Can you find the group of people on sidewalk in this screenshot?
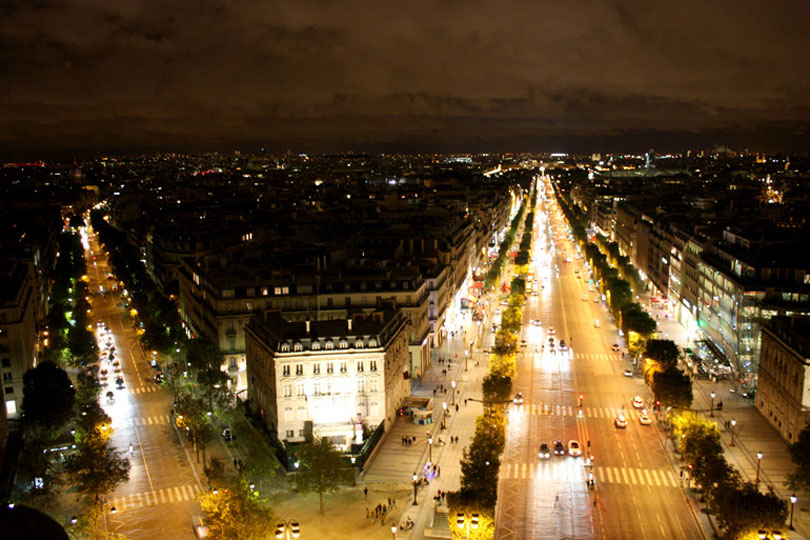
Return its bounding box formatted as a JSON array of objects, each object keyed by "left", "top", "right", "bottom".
[{"left": 365, "top": 496, "right": 398, "bottom": 526}]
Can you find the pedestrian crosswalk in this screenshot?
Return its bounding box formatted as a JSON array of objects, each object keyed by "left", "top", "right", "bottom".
[
  {"left": 109, "top": 484, "right": 202, "bottom": 511},
  {"left": 131, "top": 385, "right": 160, "bottom": 394},
  {"left": 572, "top": 352, "right": 621, "bottom": 361},
  {"left": 500, "top": 462, "right": 678, "bottom": 487},
  {"left": 128, "top": 414, "right": 173, "bottom": 427},
  {"left": 513, "top": 404, "right": 653, "bottom": 420}
]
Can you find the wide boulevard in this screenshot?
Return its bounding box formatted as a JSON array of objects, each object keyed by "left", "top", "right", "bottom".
[{"left": 494, "top": 180, "right": 704, "bottom": 540}]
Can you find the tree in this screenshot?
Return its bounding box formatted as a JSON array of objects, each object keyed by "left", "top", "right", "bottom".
[
  {"left": 501, "top": 307, "right": 522, "bottom": 334},
  {"left": 198, "top": 479, "right": 275, "bottom": 540},
  {"left": 651, "top": 366, "right": 693, "bottom": 409},
  {"left": 22, "top": 361, "right": 76, "bottom": 441},
  {"left": 787, "top": 425, "right": 810, "bottom": 493},
  {"left": 492, "top": 330, "right": 517, "bottom": 357},
  {"left": 294, "top": 437, "right": 354, "bottom": 513},
  {"left": 65, "top": 428, "right": 130, "bottom": 505},
  {"left": 645, "top": 339, "right": 680, "bottom": 369},
  {"left": 712, "top": 482, "right": 787, "bottom": 540},
  {"left": 482, "top": 374, "right": 512, "bottom": 405}
]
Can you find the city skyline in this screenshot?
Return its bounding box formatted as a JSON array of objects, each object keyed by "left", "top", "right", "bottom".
[{"left": 3, "top": 1, "right": 810, "bottom": 159}]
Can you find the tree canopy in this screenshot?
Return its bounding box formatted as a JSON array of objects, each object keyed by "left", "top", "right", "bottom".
[
  {"left": 22, "top": 361, "right": 76, "bottom": 440},
  {"left": 294, "top": 437, "right": 354, "bottom": 513},
  {"left": 198, "top": 479, "right": 275, "bottom": 540}
]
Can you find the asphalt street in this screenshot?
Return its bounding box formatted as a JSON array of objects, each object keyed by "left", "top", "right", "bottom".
[{"left": 494, "top": 184, "right": 704, "bottom": 540}]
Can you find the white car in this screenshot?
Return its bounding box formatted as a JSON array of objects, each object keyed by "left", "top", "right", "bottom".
[
  {"left": 632, "top": 396, "right": 645, "bottom": 409},
  {"left": 531, "top": 319, "right": 542, "bottom": 326},
  {"left": 547, "top": 327, "right": 556, "bottom": 335},
  {"left": 594, "top": 319, "right": 600, "bottom": 328},
  {"left": 639, "top": 411, "right": 652, "bottom": 425},
  {"left": 568, "top": 440, "right": 583, "bottom": 457}
]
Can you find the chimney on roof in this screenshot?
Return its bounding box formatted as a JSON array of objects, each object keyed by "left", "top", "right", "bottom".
[{"left": 305, "top": 317, "right": 311, "bottom": 334}]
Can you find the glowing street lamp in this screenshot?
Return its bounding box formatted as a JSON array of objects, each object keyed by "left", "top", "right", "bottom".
[
  {"left": 412, "top": 473, "right": 419, "bottom": 505},
  {"left": 730, "top": 419, "right": 736, "bottom": 446},
  {"left": 710, "top": 392, "right": 715, "bottom": 417},
  {"left": 790, "top": 494, "right": 798, "bottom": 530},
  {"left": 451, "top": 381, "right": 457, "bottom": 406},
  {"left": 756, "top": 451, "right": 763, "bottom": 486}
]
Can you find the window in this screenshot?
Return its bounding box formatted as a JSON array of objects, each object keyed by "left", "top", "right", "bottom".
[
  {"left": 222, "top": 289, "right": 235, "bottom": 298},
  {"left": 312, "top": 341, "right": 321, "bottom": 350},
  {"left": 295, "top": 364, "right": 303, "bottom": 375},
  {"left": 1, "top": 358, "right": 9, "bottom": 368},
  {"left": 282, "top": 365, "right": 290, "bottom": 377},
  {"left": 370, "top": 360, "right": 378, "bottom": 371},
  {"left": 327, "top": 298, "right": 333, "bottom": 308},
  {"left": 369, "top": 379, "right": 378, "bottom": 393},
  {"left": 313, "top": 382, "right": 321, "bottom": 395},
  {"left": 326, "top": 362, "right": 334, "bottom": 374},
  {"left": 246, "top": 302, "right": 253, "bottom": 311},
  {"left": 281, "top": 344, "right": 290, "bottom": 352},
  {"left": 345, "top": 297, "right": 351, "bottom": 307},
  {"left": 357, "top": 361, "right": 364, "bottom": 372},
  {"left": 356, "top": 340, "right": 364, "bottom": 348},
  {"left": 313, "top": 363, "right": 320, "bottom": 375},
  {"left": 340, "top": 362, "right": 347, "bottom": 373},
  {"left": 297, "top": 406, "right": 306, "bottom": 420},
  {"left": 228, "top": 338, "right": 235, "bottom": 353},
  {"left": 262, "top": 288, "right": 269, "bottom": 296},
  {"left": 357, "top": 379, "right": 366, "bottom": 393},
  {"left": 369, "top": 339, "right": 378, "bottom": 347},
  {"left": 298, "top": 429, "right": 305, "bottom": 437},
  {"left": 294, "top": 343, "right": 303, "bottom": 352},
  {"left": 274, "top": 286, "right": 290, "bottom": 295},
  {"left": 283, "top": 384, "right": 292, "bottom": 397},
  {"left": 325, "top": 341, "right": 334, "bottom": 350},
  {"left": 339, "top": 340, "right": 348, "bottom": 349},
  {"left": 286, "top": 430, "right": 295, "bottom": 438},
  {"left": 296, "top": 382, "right": 305, "bottom": 396},
  {"left": 284, "top": 407, "right": 293, "bottom": 422},
  {"left": 5, "top": 386, "right": 13, "bottom": 394}
]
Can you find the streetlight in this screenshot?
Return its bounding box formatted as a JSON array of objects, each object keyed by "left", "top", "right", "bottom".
[
  {"left": 710, "top": 392, "right": 715, "bottom": 417},
  {"left": 391, "top": 525, "right": 397, "bottom": 539},
  {"left": 428, "top": 437, "right": 433, "bottom": 463},
  {"left": 456, "top": 512, "right": 480, "bottom": 539},
  {"left": 451, "top": 381, "right": 457, "bottom": 406},
  {"left": 412, "top": 473, "right": 419, "bottom": 505},
  {"left": 756, "top": 451, "right": 763, "bottom": 486},
  {"left": 274, "top": 520, "right": 301, "bottom": 539},
  {"left": 730, "top": 419, "right": 736, "bottom": 446},
  {"left": 790, "top": 494, "right": 797, "bottom": 530},
  {"left": 465, "top": 349, "right": 469, "bottom": 371}
]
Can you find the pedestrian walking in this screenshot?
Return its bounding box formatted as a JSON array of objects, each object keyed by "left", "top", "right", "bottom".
[
  {"left": 464, "top": 399, "right": 468, "bottom": 406},
  {"left": 364, "top": 486, "right": 368, "bottom": 499},
  {"left": 366, "top": 507, "right": 370, "bottom": 519},
  {"left": 455, "top": 404, "right": 459, "bottom": 412}
]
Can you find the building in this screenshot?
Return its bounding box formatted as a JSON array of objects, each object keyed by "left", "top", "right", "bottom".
[
  {"left": 757, "top": 316, "right": 810, "bottom": 443},
  {"left": 245, "top": 306, "right": 411, "bottom": 450},
  {"left": 0, "top": 261, "right": 38, "bottom": 418}
]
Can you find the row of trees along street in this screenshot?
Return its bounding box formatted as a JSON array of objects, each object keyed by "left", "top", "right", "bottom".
[{"left": 448, "top": 184, "right": 536, "bottom": 539}]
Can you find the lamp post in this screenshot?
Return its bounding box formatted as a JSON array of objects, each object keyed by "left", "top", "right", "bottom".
[
  {"left": 730, "top": 419, "right": 736, "bottom": 446},
  {"left": 455, "top": 512, "right": 480, "bottom": 540},
  {"left": 428, "top": 437, "right": 433, "bottom": 463},
  {"left": 710, "top": 392, "right": 715, "bottom": 417},
  {"left": 412, "top": 473, "right": 419, "bottom": 505},
  {"left": 391, "top": 525, "right": 397, "bottom": 539},
  {"left": 756, "top": 451, "right": 763, "bottom": 486},
  {"left": 465, "top": 349, "right": 469, "bottom": 371},
  {"left": 451, "top": 381, "right": 457, "bottom": 406},
  {"left": 274, "top": 519, "right": 301, "bottom": 539},
  {"left": 790, "top": 494, "right": 797, "bottom": 530}
]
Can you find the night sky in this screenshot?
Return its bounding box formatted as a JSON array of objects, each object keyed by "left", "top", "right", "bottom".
[{"left": 2, "top": 0, "right": 809, "bottom": 158}]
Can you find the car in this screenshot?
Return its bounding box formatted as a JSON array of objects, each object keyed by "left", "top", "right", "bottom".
[
  {"left": 632, "top": 395, "right": 645, "bottom": 409},
  {"left": 582, "top": 294, "right": 588, "bottom": 301},
  {"left": 154, "top": 373, "right": 164, "bottom": 384},
  {"left": 612, "top": 344, "right": 621, "bottom": 352},
  {"left": 559, "top": 340, "right": 567, "bottom": 351},
  {"left": 494, "top": 308, "right": 501, "bottom": 315},
  {"left": 538, "top": 443, "right": 551, "bottom": 459},
  {"left": 513, "top": 392, "right": 524, "bottom": 405},
  {"left": 639, "top": 411, "right": 652, "bottom": 425},
  {"left": 594, "top": 296, "right": 600, "bottom": 303},
  {"left": 623, "top": 369, "right": 633, "bottom": 377},
  {"left": 531, "top": 319, "right": 541, "bottom": 326},
  {"left": 222, "top": 428, "right": 234, "bottom": 442},
  {"left": 614, "top": 415, "right": 628, "bottom": 428},
  {"left": 500, "top": 300, "right": 509, "bottom": 306},
  {"left": 115, "top": 376, "right": 124, "bottom": 389},
  {"left": 553, "top": 440, "right": 566, "bottom": 455},
  {"left": 535, "top": 344, "right": 540, "bottom": 352},
  {"left": 520, "top": 339, "right": 527, "bottom": 347},
  {"left": 568, "top": 440, "right": 582, "bottom": 457},
  {"left": 532, "top": 290, "right": 539, "bottom": 296},
  {"left": 594, "top": 319, "right": 600, "bottom": 328},
  {"left": 192, "top": 514, "right": 209, "bottom": 539},
  {"left": 547, "top": 327, "right": 555, "bottom": 335}
]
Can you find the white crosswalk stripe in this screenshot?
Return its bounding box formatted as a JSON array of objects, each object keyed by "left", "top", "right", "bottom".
[
  {"left": 109, "top": 485, "right": 202, "bottom": 511},
  {"left": 130, "top": 415, "right": 172, "bottom": 427},
  {"left": 522, "top": 404, "right": 650, "bottom": 420},
  {"left": 502, "top": 463, "right": 678, "bottom": 487},
  {"left": 131, "top": 386, "right": 159, "bottom": 394}
]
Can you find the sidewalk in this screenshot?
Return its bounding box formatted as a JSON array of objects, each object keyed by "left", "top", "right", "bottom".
[{"left": 361, "top": 304, "right": 492, "bottom": 538}]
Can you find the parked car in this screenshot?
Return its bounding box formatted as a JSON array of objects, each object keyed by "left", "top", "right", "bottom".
[{"left": 222, "top": 428, "right": 234, "bottom": 442}]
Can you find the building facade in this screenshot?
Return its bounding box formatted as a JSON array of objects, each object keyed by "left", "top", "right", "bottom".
[
  {"left": 245, "top": 307, "right": 411, "bottom": 450},
  {"left": 0, "top": 261, "right": 38, "bottom": 418},
  {"left": 757, "top": 316, "right": 810, "bottom": 443}
]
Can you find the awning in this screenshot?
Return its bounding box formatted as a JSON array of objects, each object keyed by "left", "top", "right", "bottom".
[{"left": 470, "top": 282, "right": 483, "bottom": 289}]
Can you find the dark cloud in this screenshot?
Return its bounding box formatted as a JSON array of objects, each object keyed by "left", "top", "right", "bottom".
[{"left": 2, "top": 0, "right": 810, "bottom": 158}]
